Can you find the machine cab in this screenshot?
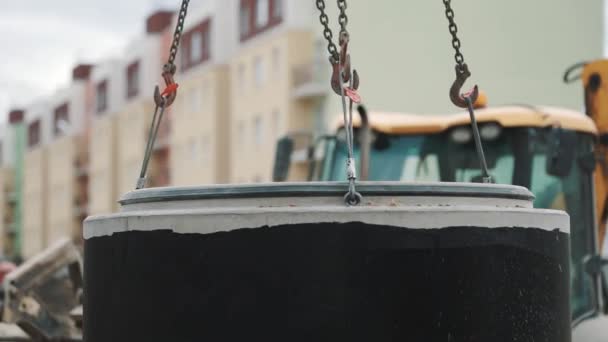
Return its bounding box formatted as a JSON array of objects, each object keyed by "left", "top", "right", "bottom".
[{"left": 275, "top": 105, "right": 605, "bottom": 328}]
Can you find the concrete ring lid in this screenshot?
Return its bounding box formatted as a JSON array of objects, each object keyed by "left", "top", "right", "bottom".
[{"left": 119, "top": 181, "right": 534, "bottom": 206}]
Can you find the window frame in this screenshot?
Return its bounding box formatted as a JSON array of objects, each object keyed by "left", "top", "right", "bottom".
[
  {"left": 253, "top": 56, "right": 265, "bottom": 88},
  {"left": 54, "top": 103, "right": 69, "bottom": 137},
  {"left": 240, "top": 0, "right": 283, "bottom": 41},
  {"left": 255, "top": 0, "right": 269, "bottom": 28},
  {"left": 126, "top": 61, "right": 140, "bottom": 99},
  {"left": 181, "top": 19, "right": 212, "bottom": 71},
  {"left": 28, "top": 120, "right": 41, "bottom": 148},
  {"left": 96, "top": 80, "right": 108, "bottom": 114}
]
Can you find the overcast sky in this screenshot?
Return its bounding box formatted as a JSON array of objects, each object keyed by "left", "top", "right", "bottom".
[{"left": 0, "top": 0, "right": 185, "bottom": 118}]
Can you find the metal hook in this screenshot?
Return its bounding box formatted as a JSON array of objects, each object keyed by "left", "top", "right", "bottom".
[
  {"left": 330, "top": 32, "right": 360, "bottom": 101},
  {"left": 154, "top": 64, "right": 179, "bottom": 108},
  {"left": 450, "top": 64, "right": 479, "bottom": 108}
]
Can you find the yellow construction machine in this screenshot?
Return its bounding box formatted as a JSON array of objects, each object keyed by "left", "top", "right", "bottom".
[
  {"left": 272, "top": 103, "right": 607, "bottom": 333},
  {"left": 565, "top": 60, "right": 608, "bottom": 249}
]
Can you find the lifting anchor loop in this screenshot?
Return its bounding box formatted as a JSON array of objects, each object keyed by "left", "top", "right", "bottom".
[{"left": 450, "top": 64, "right": 479, "bottom": 108}]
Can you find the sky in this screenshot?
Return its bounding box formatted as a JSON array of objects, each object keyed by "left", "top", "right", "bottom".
[{"left": 0, "top": 0, "right": 184, "bottom": 118}]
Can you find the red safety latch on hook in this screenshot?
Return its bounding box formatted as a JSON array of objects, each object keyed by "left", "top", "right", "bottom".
[
  {"left": 344, "top": 87, "right": 361, "bottom": 104},
  {"left": 161, "top": 83, "right": 179, "bottom": 97}
]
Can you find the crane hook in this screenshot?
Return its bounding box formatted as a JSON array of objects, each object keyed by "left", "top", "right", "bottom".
[
  {"left": 450, "top": 64, "right": 479, "bottom": 108},
  {"left": 330, "top": 32, "right": 361, "bottom": 103},
  {"left": 153, "top": 64, "right": 179, "bottom": 108}
]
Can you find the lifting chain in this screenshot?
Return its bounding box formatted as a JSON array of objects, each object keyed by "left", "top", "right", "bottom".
[
  {"left": 166, "top": 0, "right": 190, "bottom": 73},
  {"left": 316, "top": 0, "right": 362, "bottom": 206},
  {"left": 441, "top": 0, "right": 492, "bottom": 184},
  {"left": 443, "top": 0, "right": 465, "bottom": 74},
  {"left": 136, "top": 0, "right": 190, "bottom": 190},
  {"left": 316, "top": 0, "right": 339, "bottom": 64}
]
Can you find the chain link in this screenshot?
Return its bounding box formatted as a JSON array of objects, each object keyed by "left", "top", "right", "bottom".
[
  {"left": 337, "top": 0, "right": 348, "bottom": 35},
  {"left": 316, "top": 0, "right": 339, "bottom": 63},
  {"left": 166, "top": 0, "right": 190, "bottom": 73},
  {"left": 443, "top": 0, "right": 465, "bottom": 73}
]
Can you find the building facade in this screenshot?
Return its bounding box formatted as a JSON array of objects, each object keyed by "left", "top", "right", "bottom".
[
  {"left": 170, "top": 2, "right": 236, "bottom": 186},
  {"left": 45, "top": 65, "right": 93, "bottom": 248},
  {"left": 115, "top": 12, "right": 175, "bottom": 195},
  {"left": 22, "top": 100, "right": 51, "bottom": 259},
  {"left": 0, "top": 110, "right": 26, "bottom": 260},
  {"left": 88, "top": 59, "right": 124, "bottom": 216},
  {"left": 229, "top": 0, "right": 318, "bottom": 183}
]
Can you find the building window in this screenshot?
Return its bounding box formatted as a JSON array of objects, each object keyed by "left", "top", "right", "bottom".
[
  {"left": 240, "top": 2, "right": 251, "bottom": 38},
  {"left": 272, "top": 110, "right": 281, "bottom": 142},
  {"left": 54, "top": 103, "right": 69, "bottom": 137},
  {"left": 256, "top": 0, "right": 269, "bottom": 28},
  {"left": 181, "top": 19, "right": 211, "bottom": 71},
  {"left": 96, "top": 80, "right": 108, "bottom": 114},
  {"left": 190, "top": 31, "right": 203, "bottom": 64},
  {"left": 126, "top": 61, "right": 140, "bottom": 99},
  {"left": 272, "top": 47, "right": 280, "bottom": 78},
  {"left": 253, "top": 56, "right": 265, "bottom": 87},
  {"left": 253, "top": 115, "right": 264, "bottom": 146},
  {"left": 240, "top": 0, "right": 282, "bottom": 41},
  {"left": 28, "top": 120, "right": 41, "bottom": 148},
  {"left": 272, "top": 0, "right": 282, "bottom": 19},
  {"left": 238, "top": 64, "right": 246, "bottom": 94}
]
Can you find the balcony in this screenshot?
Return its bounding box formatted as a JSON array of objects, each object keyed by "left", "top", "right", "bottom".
[{"left": 291, "top": 61, "right": 328, "bottom": 100}]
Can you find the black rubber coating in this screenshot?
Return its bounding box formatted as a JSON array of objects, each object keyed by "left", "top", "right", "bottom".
[{"left": 84, "top": 223, "right": 570, "bottom": 342}]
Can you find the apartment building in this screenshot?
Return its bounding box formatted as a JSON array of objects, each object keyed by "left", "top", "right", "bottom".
[
  {"left": 22, "top": 100, "right": 51, "bottom": 259},
  {"left": 0, "top": 110, "right": 26, "bottom": 259},
  {"left": 170, "top": 2, "right": 236, "bottom": 186},
  {"left": 45, "top": 65, "right": 93, "bottom": 247},
  {"left": 88, "top": 59, "right": 124, "bottom": 215},
  {"left": 0, "top": 162, "right": 12, "bottom": 258},
  {"left": 230, "top": 0, "right": 318, "bottom": 183},
  {"left": 116, "top": 11, "right": 175, "bottom": 195}
]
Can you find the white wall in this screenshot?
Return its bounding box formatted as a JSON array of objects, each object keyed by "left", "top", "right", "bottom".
[{"left": 318, "top": 0, "right": 604, "bottom": 121}]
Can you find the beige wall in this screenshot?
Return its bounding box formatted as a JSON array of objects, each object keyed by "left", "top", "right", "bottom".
[
  {"left": 171, "top": 66, "right": 231, "bottom": 186},
  {"left": 22, "top": 148, "right": 46, "bottom": 259},
  {"left": 46, "top": 135, "right": 78, "bottom": 246},
  {"left": 230, "top": 30, "right": 315, "bottom": 183},
  {"left": 88, "top": 114, "right": 118, "bottom": 215}
]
